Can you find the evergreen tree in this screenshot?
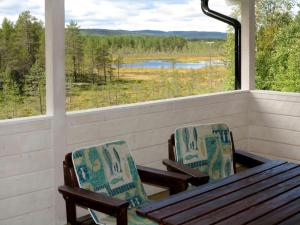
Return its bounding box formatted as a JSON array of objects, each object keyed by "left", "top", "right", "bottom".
[
  {"left": 65, "top": 20, "right": 83, "bottom": 82},
  {"left": 1, "top": 69, "right": 22, "bottom": 118},
  {"left": 14, "top": 11, "right": 43, "bottom": 92},
  {"left": 0, "top": 18, "right": 15, "bottom": 71},
  {"left": 84, "top": 36, "right": 98, "bottom": 83},
  {"left": 95, "top": 45, "right": 113, "bottom": 83},
  {"left": 114, "top": 54, "right": 124, "bottom": 80},
  {"left": 25, "top": 62, "right": 45, "bottom": 114}
]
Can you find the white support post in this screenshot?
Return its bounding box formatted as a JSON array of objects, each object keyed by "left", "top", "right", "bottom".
[
  {"left": 45, "top": 0, "right": 66, "bottom": 224},
  {"left": 241, "top": 0, "right": 256, "bottom": 90}
]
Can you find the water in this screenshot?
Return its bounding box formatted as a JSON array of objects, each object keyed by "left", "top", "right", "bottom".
[{"left": 121, "top": 59, "right": 223, "bottom": 69}]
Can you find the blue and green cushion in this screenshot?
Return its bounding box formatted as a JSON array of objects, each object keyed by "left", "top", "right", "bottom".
[
  {"left": 72, "top": 140, "right": 157, "bottom": 225},
  {"left": 174, "top": 123, "right": 234, "bottom": 182}
]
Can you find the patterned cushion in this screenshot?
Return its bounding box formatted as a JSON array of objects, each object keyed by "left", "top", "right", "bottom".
[
  {"left": 72, "top": 140, "right": 155, "bottom": 225},
  {"left": 174, "top": 123, "right": 234, "bottom": 181}
]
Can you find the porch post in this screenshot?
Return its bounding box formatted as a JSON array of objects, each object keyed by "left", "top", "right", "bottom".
[
  {"left": 241, "top": 0, "right": 256, "bottom": 90},
  {"left": 45, "top": 0, "right": 66, "bottom": 224}
]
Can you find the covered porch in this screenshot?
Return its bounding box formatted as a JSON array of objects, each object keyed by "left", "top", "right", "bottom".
[{"left": 0, "top": 0, "right": 299, "bottom": 224}]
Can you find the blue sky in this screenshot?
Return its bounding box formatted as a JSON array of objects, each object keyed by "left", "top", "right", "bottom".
[{"left": 0, "top": 0, "right": 235, "bottom": 32}]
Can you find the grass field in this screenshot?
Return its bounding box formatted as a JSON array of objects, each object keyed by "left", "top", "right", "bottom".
[{"left": 66, "top": 65, "right": 230, "bottom": 111}]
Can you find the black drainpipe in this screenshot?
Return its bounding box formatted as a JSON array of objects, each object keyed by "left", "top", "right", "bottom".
[{"left": 201, "top": 0, "right": 241, "bottom": 90}]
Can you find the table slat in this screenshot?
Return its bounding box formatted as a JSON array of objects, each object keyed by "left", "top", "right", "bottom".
[
  {"left": 246, "top": 198, "right": 300, "bottom": 225},
  {"left": 278, "top": 213, "right": 300, "bottom": 225},
  {"left": 137, "top": 161, "right": 285, "bottom": 216},
  {"left": 149, "top": 163, "right": 297, "bottom": 222},
  {"left": 214, "top": 186, "right": 300, "bottom": 225},
  {"left": 164, "top": 166, "right": 300, "bottom": 225},
  {"left": 182, "top": 174, "right": 300, "bottom": 225}
]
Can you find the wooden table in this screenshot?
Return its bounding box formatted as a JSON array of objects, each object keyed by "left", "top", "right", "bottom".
[{"left": 137, "top": 161, "right": 300, "bottom": 225}]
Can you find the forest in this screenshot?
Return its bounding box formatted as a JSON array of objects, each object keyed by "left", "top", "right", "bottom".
[{"left": 0, "top": 0, "right": 299, "bottom": 119}]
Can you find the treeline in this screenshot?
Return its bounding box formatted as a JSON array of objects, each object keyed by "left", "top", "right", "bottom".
[{"left": 85, "top": 34, "right": 188, "bottom": 52}]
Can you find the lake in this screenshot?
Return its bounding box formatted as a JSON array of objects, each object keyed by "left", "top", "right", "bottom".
[{"left": 122, "top": 59, "right": 224, "bottom": 69}]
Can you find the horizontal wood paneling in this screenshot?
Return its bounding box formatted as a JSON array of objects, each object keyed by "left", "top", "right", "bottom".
[
  {"left": 0, "top": 188, "right": 54, "bottom": 221},
  {"left": 0, "top": 150, "right": 54, "bottom": 179},
  {"left": 249, "top": 91, "right": 300, "bottom": 162},
  {"left": 249, "top": 112, "right": 300, "bottom": 132},
  {"left": 0, "top": 116, "right": 54, "bottom": 224},
  {"left": 249, "top": 139, "right": 300, "bottom": 162},
  {"left": 0, "top": 116, "right": 51, "bottom": 136},
  {"left": 69, "top": 114, "right": 248, "bottom": 152},
  {"left": 251, "top": 98, "right": 300, "bottom": 117},
  {"left": 249, "top": 126, "right": 300, "bottom": 147},
  {"left": 0, "top": 130, "right": 52, "bottom": 157},
  {"left": 0, "top": 169, "right": 54, "bottom": 200},
  {"left": 234, "top": 139, "right": 249, "bottom": 151},
  {"left": 251, "top": 90, "right": 300, "bottom": 103},
  {"left": 67, "top": 91, "right": 249, "bottom": 126},
  {"left": 67, "top": 99, "right": 248, "bottom": 145},
  {"left": 0, "top": 208, "right": 54, "bottom": 225}
]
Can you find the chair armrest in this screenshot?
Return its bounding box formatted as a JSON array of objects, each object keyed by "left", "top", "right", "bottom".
[
  {"left": 162, "top": 159, "right": 209, "bottom": 186},
  {"left": 136, "top": 165, "right": 190, "bottom": 194},
  {"left": 58, "top": 185, "right": 129, "bottom": 216},
  {"left": 234, "top": 149, "right": 270, "bottom": 168}
]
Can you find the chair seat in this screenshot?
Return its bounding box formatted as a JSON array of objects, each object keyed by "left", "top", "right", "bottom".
[{"left": 99, "top": 208, "right": 158, "bottom": 225}]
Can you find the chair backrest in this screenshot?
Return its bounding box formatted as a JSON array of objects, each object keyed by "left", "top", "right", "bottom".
[
  {"left": 68, "top": 140, "right": 148, "bottom": 223},
  {"left": 172, "top": 123, "right": 234, "bottom": 181}
]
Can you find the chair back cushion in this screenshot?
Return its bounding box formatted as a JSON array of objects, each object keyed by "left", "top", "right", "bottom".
[
  {"left": 174, "top": 123, "right": 234, "bottom": 181},
  {"left": 72, "top": 140, "right": 148, "bottom": 223}
]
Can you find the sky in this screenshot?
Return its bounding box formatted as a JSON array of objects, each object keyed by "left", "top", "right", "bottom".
[{"left": 0, "top": 0, "right": 236, "bottom": 32}]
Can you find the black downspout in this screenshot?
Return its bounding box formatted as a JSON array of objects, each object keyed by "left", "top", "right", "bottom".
[{"left": 201, "top": 0, "right": 241, "bottom": 90}]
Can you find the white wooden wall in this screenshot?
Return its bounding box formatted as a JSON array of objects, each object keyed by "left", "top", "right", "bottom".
[
  {"left": 248, "top": 90, "right": 300, "bottom": 164},
  {"left": 0, "top": 116, "right": 54, "bottom": 225}
]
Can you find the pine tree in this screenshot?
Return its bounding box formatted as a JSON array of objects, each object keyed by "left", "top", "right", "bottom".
[
  {"left": 25, "top": 62, "right": 45, "bottom": 114},
  {"left": 114, "top": 54, "right": 124, "bottom": 80},
  {"left": 65, "top": 20, "right": 84, "bottom": 82},
  {"left": 14, "top": 11, "right": 43, "bottom": 93},
  {"left": 95, "top": 45, "right": 113, "bottom": 83},
  {"left": 1, "top": 69, "right": 22, "bottom": 118},
  {"left": 84, "top": 36, "right": 98, "bottom": 83},
  {"left": 0, "top": 18, "right": 15, "bottom": 71}
]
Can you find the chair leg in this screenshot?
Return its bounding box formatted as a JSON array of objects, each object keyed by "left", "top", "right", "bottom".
[
  {"left": 65, "top": 198, "right": 77, "bottom": 225},
  {"left": 169, "top": 183, "right": 187, "bottom": 195},
  {"left": 116, "top": 207, "right": 128, "bottom": 225}
]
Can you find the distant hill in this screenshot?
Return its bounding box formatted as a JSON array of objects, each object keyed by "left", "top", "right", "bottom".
[{"left": 80, "top": 29, "right": 227, "bottom": 40}]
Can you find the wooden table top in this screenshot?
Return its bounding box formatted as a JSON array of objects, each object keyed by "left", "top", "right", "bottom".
[{"left": 137, "top": 161, "right": 300, "bottom": 225}]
